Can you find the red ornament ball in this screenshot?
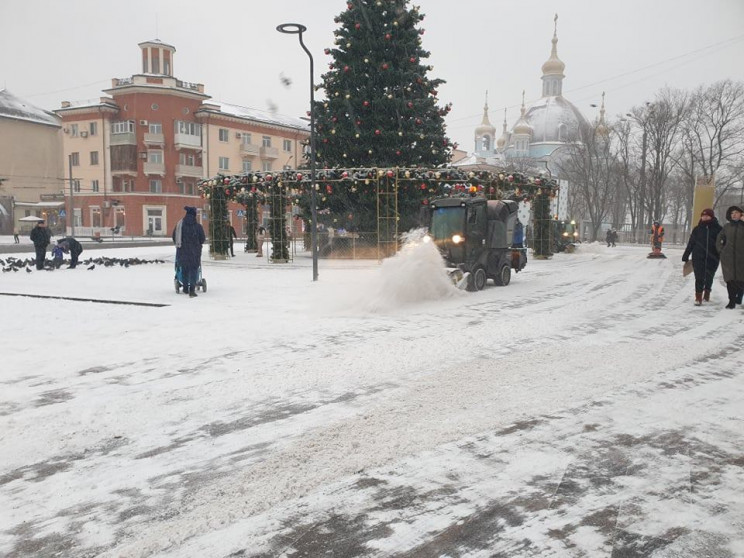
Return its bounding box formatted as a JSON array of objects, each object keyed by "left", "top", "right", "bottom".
[
  {"left": 375, "top": 129, "right": 381, "bottom": 135},
  {"left": 363, "top": 101, "right": 370, "bottom": 107},
  {"left": 386, "top": 170, "right": 394, "bottom": 178},
  {"left": 385, "top": 33, "right": 391, "bottom": 40},
  {"left": 355, "top": 23, "right": 361, "bottom": 29},
  {"left": 343, "top": 65, "right": 350, "bottom": 72},
  {"left": 382, "top": 63, "right": 389, "bottom": 70},
  {"left": 409, "top": 57, "right": 416, "bottom": 63}
]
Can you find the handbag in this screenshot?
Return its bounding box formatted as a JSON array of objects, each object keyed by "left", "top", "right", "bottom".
[{"left": 682, "top": 260, "right": 693, "bottom": 277}]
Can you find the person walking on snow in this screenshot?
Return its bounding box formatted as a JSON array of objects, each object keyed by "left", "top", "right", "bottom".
[
  {"left": 716, "top": 205, "right": 744, "bottom": 309},
  {"left": 682, "top": 208, "right": 722, "bottom": 306},
  {"left": 227, "top": 222, "right": 237, "bottom": 257},
  {"left": 29, "top": 220, "right": 51, "bottom": 270},
  {"left": 172, "top": 206, "right": 205, "bottom": 297}
]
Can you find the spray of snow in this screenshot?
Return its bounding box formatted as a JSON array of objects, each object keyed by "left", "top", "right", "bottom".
[{"left": 327, "top": 228, "right": 463, "bottom": 314}]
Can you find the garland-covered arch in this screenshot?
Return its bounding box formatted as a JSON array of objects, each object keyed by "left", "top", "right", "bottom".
[{"left": 199, "top": 167, "right": 558, "bottom": 259}]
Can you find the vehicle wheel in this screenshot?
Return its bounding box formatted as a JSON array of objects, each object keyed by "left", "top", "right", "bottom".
[
  {"left": 174, "top": 279, "right": 180, "bottom": 293},
  {"left": 201, "top": 279, "right": 207, "bottom": 293},
  {"left": 494, "top": 264, "right": 511, "bottom": 286},
  {"left": 467, "top": 267, "right": 487, "bottom": 291}
]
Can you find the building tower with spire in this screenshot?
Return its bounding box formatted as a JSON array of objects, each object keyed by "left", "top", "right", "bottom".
[{"left": 474, "top": 92, "right": 496, "bottom": 156}]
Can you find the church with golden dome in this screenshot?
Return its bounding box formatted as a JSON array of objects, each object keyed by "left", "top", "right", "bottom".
[{"left": 465, "top": 16, "right": 596, "bottom": 174}]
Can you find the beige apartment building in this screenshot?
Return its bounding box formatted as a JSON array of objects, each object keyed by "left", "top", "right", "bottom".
[
  {"left": 0, "top": 90, "right": 65, "bottom": 235},
  {"left": 54, "top": 39, "right": 309, "bottom": 237}
]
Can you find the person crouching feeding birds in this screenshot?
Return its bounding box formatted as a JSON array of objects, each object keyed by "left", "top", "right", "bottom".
[
  {"left": 682, "top": 208, "right": 722, "bottom": 306},
  {"left": 57, "top": 237, "right": 83, "bottom": 269},
  {"left": 173, "top": 206, "right": 205, "bottom": 297},
  {"left": 717, "top": 205, "right": 744, "bottom": 309}
]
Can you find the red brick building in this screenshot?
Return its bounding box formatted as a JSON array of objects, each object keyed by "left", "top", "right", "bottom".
[{"left": 56, "top": 40, "right": 308, "bottom": 237}]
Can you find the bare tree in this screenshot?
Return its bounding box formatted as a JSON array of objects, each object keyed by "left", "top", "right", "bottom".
[
  {"left": 674, "top": 80, "right": 744, "bottom": 223},
  {"left": 556, "top": 127, "right": 617, "bottom": 241}
]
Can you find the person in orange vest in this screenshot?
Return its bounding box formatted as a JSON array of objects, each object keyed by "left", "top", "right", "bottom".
[{"left": 650, "top": 221, "right": 664, "bottom": 251}]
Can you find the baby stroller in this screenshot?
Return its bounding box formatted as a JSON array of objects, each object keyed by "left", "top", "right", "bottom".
[{"left": 174, "top": 260, "right": 207, "bottom": 294}]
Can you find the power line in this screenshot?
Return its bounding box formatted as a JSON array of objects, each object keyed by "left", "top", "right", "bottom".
[{"left": 447, "top": 32, "right": 744, "bottom": 127}]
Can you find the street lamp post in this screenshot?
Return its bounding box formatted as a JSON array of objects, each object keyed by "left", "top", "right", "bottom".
[{"left": 277, "top": 22, "right": 318, "bottom": 282}]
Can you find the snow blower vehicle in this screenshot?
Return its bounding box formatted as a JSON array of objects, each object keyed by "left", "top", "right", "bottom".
[
  {"left": 427, "top": 196, "right": 526, "bottom": 291},
  {"left": 552, "top": 219, "right": 581, "bottom": 253}
]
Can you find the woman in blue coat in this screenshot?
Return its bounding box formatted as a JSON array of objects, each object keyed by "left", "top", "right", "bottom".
[
  {"left": 172, "top": 206, "right": 206, "bottom": 297},
  {"left": 682, "top": 208, "right": 722, "bottom": 305}
]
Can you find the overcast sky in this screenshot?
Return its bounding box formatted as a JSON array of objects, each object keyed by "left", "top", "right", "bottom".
[{"left": 2, "top": 0, "right": 743, "bottom": 153}]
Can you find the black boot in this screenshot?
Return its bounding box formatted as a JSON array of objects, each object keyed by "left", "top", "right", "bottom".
[
  {"left": 726, "top": 301, "right": 736, "bottom": 309},
  {"left": 189, "top": 289, "right": 197, "bottom": 298}
]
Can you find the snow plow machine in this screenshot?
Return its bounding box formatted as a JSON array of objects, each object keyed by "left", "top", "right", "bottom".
[{"left": 426, "top": 196, "right": 527, "bottom": 291}]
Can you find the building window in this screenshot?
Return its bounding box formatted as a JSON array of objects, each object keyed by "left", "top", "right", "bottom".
[
  {"left": 89, "top": 122, "right": 97, "bottom": 136},
  {"left": 91, "top": 180, "right": 99, "bottom": 192},
  {"left": 219, "top": 128, "right": 229, "bottom": 142},
  {"left": 152, "top": 57, "right": 160, "bottom": 74},
  {"left": 262, "top": 161, "right": 272, "bottom": 172},
  {"left": 242, "top": 133, "right": 252, "bottom": 144},
  {"left": 177, "top": 179, "right": 184, "bottom": 194},
  {"left": 242, "top": 160, "right": 252, "bottom": 173},
  {"left": 73, "top": 208, "right": 82, "bottom": 227},
  {"left": 283, "top": 139, "right": 292, "bottom": 152},
  {"left": 91, "top": 207, "right": 102, "bottom": 227},
  {"left": 70, "top": 124, "right": 79, "bottom": 137},
  {"left": 149, "top": 179, "right": 162, "bottom": 193},
  {"left": 90, "top": 151, "right": 99, "bottom": 165},
  {"left": 149, "top": 122, "right": 162, "bottom": 134},
  {"left": 179, "top": 152, "right": 195, "bottom": 166},
  {"left": 112, "top": 120, "right": 135, "bottom": 134},
  {"left": 70, "top": 152, "right": 80, "bottom": 166},
  {"left": 175, "top": 120, "right": 201, "bottom": 137},
  {"left": 148, "top": 151, "right": 163, "bottom": 164},
  {"left": 262, "top": 136, "right": 272, "bottom": 147},
  {"left": 219, "top": 157, "right": 229, "bottom": 171},
  {"left": 186, "top": 182, "right": 194, "bottom": 195},
  {"left": 123, "top": 179, "right": 133, "bottom": 192}
]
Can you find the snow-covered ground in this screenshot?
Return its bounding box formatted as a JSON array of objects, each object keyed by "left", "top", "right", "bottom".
[{"left": 1, "top": 239, "right": 742, "bottom": 557}]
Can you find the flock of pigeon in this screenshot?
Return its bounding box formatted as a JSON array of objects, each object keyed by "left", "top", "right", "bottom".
[{"left": 1, "top": 256, "right": 166, "bottom": 273}]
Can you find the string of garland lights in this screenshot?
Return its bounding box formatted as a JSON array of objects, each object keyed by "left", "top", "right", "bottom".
[{"left": 198, "top": 168, "right": 559, "bottom": 259}]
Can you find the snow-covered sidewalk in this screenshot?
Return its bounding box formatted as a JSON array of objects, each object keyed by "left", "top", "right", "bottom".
[{"left": 1, "top": 242, "right": 742, "bottom": 557}]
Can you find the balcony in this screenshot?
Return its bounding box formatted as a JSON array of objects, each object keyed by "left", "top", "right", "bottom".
[
  {"left": 143, "top": 162, "right": 165, "bottom": 175},
  {"left": 110, "top": 132, "right": 136, "bottom": 146},
  {"left": 174, "top": 133, "right": 202, "bottom": 150},
  {"left": 143, "top": 132, "right": 165, "bottom": 146},
  {"left": 175, "top": 164, "right": 204, "bottom": 178},
  {"left": 260, "top": 146, "right": 279, "bottom": 159},
  {"left": 240, "top": 143, "right": 261, "bottom": 157}
]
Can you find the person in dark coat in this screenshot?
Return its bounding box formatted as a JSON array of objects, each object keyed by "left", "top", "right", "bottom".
[
  {"left": 716, "top": 205, "right": 744, "bottom": 309},
  {"left": 172, "top": 206, "right": 206, "bottom": 297},
  {"left": 57, "top": 237, "right": 83, "bottom": 269},
  {"left": 29, "top": 220, "right": 51, "bottom": 270},
  {"left": 682, "top": 208, "right": 722, "bottom": 305},
  {"left": 227, "top": 222, "right": 237, "bottom": 257}
]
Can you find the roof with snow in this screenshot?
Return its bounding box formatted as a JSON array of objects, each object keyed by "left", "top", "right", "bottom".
[
  {"left": 203, "top": 101, "right": 309, "bottom": 131},
  {"left": 0, "top": 90, "right": 60, "bottom": 127},
  {"left": 522, "top": 95, "right": 590, "bottom": 143}
]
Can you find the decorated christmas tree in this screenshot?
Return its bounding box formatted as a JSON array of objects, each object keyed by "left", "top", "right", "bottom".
[{"left": 312, "top": 0, "right": 454, "bottom": 231}]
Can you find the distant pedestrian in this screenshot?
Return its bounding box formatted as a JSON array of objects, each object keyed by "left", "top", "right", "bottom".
[
  {"left": 13, "top": 228, "right": 20, "bottom": 244},
  {"left": 682, "top": 208, "right": 722, "bottom": 306},
  {"left": 57, "top": 237, "right": 83, "bottom": 269},
  {"left": 716, "top": 205, "right": 744, "bottom": 309},
  {"left": 29, "top": 220, "right": 51, "bottom": 270},
  {"left": 606, "top": 229, "right": 612, "bottom": 247},
  {"left": 512, "top": 219, "right": 524, "bottom": 248},
  {"left": 650, "top": 221, "right": 664, "bottom": 251},
  {"left": 256, "top": 226, "right": 266, "bottom": 257},
  {"left": 172, "top": 206, "right": 206, "bottom": 297},
  {"left": 227, "top": 222, "right": 237, "bottom": 257},
  {"left": 610, "top": 230, "right": 618, "bottom": 247}
]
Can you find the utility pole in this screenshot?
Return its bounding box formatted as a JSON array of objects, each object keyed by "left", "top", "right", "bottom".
[{"left": 68, "top": 154, "right": 75, "bottom": 237}]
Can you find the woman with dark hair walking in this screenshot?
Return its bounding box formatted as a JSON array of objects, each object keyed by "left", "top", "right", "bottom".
[
  {"left": 682, "top": 208, "right": 722, "bottom": 305},
  {"left": 717, "top": 205, "right": 744, "bottom": 309}
]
